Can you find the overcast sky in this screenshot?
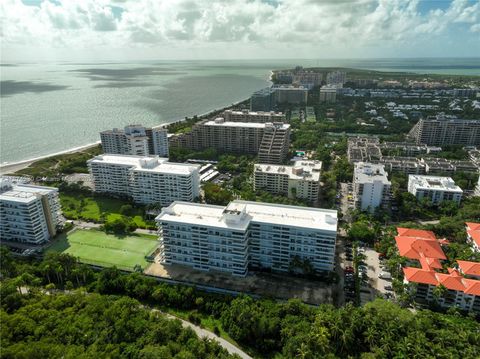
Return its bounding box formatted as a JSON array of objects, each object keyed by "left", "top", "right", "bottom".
[{"left": 1, "top": 0, "right": 480, "bottom": 62}]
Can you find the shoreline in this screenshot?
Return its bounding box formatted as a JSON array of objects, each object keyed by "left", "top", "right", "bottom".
[
  {"left": 0, "top": 142, "right": 101, "bottom": 175},
  {"left": 0, "top": 97, "right": 252, "bottom": 175}
]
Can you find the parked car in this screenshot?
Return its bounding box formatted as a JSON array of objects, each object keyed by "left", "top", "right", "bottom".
[
  {"left": 345, "top": 266, "right": 354, "bottom": 273},
  {"left": 384, "top": 285, "right": 393, "bottom": 291},
  {"left": 379, "top": 272, "right": 392, "bottom": 280}
]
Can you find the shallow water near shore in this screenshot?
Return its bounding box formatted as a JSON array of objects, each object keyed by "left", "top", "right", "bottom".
[{"left": 1, "top": 58, "right": 479, "bottom": 165}]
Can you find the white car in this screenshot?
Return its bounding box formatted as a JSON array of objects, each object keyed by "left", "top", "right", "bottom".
[{"left": 378, "top": 272, "right": 391, "bottom": 280}]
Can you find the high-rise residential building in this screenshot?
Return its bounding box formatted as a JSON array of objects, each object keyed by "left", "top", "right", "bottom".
[
  {"left": 407, "top": 175, "right": 463, "bottom": 205},
  {"left": 100, "top": 125, "right": 169, "bottom": 157},
  {"left": 169, "top": 119, "right": 291, "bottom": 164},
  {"left": 353, "top": 162, "right": 391, "bottom": 213},
  {"left": 156, "top": 200, "right": 337, "bottom": 276},
  {"left": 408, "top": 116, "right": 480, "bottom": 146},
  {"left": 254, "top": 161, "right": 322, "bottom": 204},
  {"left": 319, "top": 86, "right": 337, "bottom": 103},
  {"left": 250, "top": 87, "right": 275, "bottom": 111},
  {"left": 475, "top": 175, "right": 480, "bottom": 197},
  {"left": 326, "top": 71, "right": 347, "bottom": 86},
  {"left": 273, "top": 86, "right": 308, "bottom": 105},
  {"left": 0, "top": 181, "right": 63, "bottom": 244},
  {"left": 88, "top": 154, "right": 200, "bottom": 206},
  {"left": 222, "top": 109, "right": 286, "bottom": 123}
]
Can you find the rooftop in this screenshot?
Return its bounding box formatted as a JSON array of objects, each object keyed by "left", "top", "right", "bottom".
[
  {"left": 0, "top": 183, "right": 57, "bottom": 204},
  {"left": 354, "top": 162, "right": 390, "bottom": 184},
  {"left": 87, "top": 154, "right": 200, "bottom": 176},
  {"left": 156, "top": 200, "right": 337, "bottom": 232},
  {"left": 408, "top": 175, "right": 462, "bottom": 192},
  {"left": 254, "top": 161, "right": 322, "bottom": 181}
]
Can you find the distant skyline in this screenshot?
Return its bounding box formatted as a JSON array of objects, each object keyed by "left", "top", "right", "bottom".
[{"left": 1, "top": 0, "right": 480, "bottom": 62}]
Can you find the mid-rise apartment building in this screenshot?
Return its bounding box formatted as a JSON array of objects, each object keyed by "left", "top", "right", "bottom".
[
  {"left": 396, "top": 227, "right": 480, "bottom": 313},
  {"left": 222, "top": 109, "right": 286, "bottom": 123},
  {"left": 170, "top": 119, "right": 291, "bottom": 164},
  {"left": 408, "top": 117, "right": 480, "bottom": 146},
  {"left": 466, "top": 222, "right": 480, "bottom": 253},
  {"left": 100, "top": 125, "right": 169, "bottom": 157},
  {"left": 0, "top": 181, "right": 63, "bottom": 244},
  {"left": 88, "top": 155, "right": 200, "bottom": 206},
  {"left": 353, "top": 162, "right": 391, "bottom": 213},
  {"left": 273, "top": 86, "right": 308, "bottom": 105},
  {"left": 254, "top": 161, "right": 322, "bottom": 204},
  {"left": 326, "top": 71, "right": 347, "bottom": 86},
  {"left": 156, "top": 200, "right": 337, "bottom": 276},
  {"left": 319, "top": 86, "right": 337, "bottom": 103},
  {"left": 407, "top": 175, "right": 463, "bottom": 205},
  {"left": 250, "top": 87, "right": 275, "bottom": 112}
]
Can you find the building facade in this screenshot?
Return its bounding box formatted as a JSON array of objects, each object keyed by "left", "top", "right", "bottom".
[
  {"left": 273, "top": 86, "right": 308, "bottom": 105},
  {"left": 156, "top": 200, "right": 337, "bottom": 276},
  {"left": 0, "top": 181, "right": 63, "bottom": 244},
  {"left": 88, "top": 155, "right": 200, "bottom": 206},
  {"left": 407, "top": 175, "right": 463, "bottom": 205},
  {"left": 408, "top": 117, "right": 480, "bottom": 146},
  {"left": 100, "top": 125, "right": 169, "bottom": 157},
  {"left": 250, "top": 87, "right": 275, "bottom": 112},
  {"left": 254, "top": 161, "right": 322, "bottom": 204},
  {"left": 353, "top": 162, "right": 391, "bottom": 213},
  {"left": 319, "top": 86, "right": 337, "bottom": 103},
  {"left": 170, "top": 119, "right": 291, "bottom": 164},
  {"left": 223, "top": 109, "right": 285, "bottom": 123}
]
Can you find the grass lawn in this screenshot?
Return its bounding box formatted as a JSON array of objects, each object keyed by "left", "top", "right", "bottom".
[
  {"left": 47, "top": 229, "right": 158, "bottom": 270},
  {"left": 60, "top": 193, "right": 155, "bottom": 229}
]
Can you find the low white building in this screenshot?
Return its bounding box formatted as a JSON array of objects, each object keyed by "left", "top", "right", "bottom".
[
  {"left": 254, "top": 161, "right": 322, "bottom": 204},
  {"left": 0, "top": 181, "right": 63, "bottom": 244},
  {"left": 353, "top": 162, "right": 391, "bottom": 213},
  {"left": 156, "top": 200, "right": 337, "bottom": 276},
  {"left": 88, "top": 154, "right": 200, "bottom": 206},
  {"left": 408, "top": 175, "right": 463, "bottom": 204}
]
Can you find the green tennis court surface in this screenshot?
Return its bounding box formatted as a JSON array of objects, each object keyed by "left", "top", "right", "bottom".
[{"left": 48, "top": 229, "right": 159, "bottom": 270}]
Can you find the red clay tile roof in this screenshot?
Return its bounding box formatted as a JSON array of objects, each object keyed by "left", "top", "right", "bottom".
[
  {"left": 403, "top": 267, "right": 439, "bottom": 286},
  {"left": 457, "top": 260, "right": 480, "bottom": 277},
  {"left": 436, "top": 273, "right": 466, "bottom": 291},
  {"left": 463, "top": 279, "right": 480, "bottom": 296},
  {"left": 466, "top": 222, "right": 480, "bottom": 231},
  {"left": 467, "top": 229, "right": 480, "bottom": 247},
  {"left": 396, "top": 227, "right": 436, "bottom": 240},
  {"left": 395, "top": 236, "right": 446, "bottom": 260}
]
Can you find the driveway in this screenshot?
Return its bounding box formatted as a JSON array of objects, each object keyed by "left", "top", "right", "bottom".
[{"left": 362, "top": 247, "right": 391, "bottom": 302}]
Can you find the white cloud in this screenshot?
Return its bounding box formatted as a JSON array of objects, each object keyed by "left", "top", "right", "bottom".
[{"left": 1, "top": 0, "right": 479, "bottom": 59}]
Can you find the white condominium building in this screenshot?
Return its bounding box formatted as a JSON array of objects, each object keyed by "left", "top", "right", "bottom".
[
  {"left": 408, "top": 175, "right": 463, "bottom": 204},
  {"left": 156, "top": 200, "right": 337, "bottom": 277},
  {"left": 353, "top": 162, "right": 391, "bottom": 213},
  {"left": 0, "top": 181, "right": 63, "bottom": 244},
  {"left": 254, "top": 161, "right": 322, "bottom": 204},
  {"left": 88, "top": 154, "right": 200, "bottom": 206},
  {"left": 100, "top": 124, "right": 169, "bottom": 157},
  {"left": 319, "top": 86, "right": 337, "bottom": 103}
]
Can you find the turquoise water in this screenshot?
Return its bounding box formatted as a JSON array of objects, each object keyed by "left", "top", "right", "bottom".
[{"left": 1, "top": 58, "right": 479, "bottom": 164}]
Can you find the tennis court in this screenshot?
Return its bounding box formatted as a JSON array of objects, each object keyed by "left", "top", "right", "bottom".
[{"left": 48, "top": 229, "right": 159, "bottom": 270}]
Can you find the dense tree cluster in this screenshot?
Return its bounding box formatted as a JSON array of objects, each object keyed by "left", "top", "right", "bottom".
[
  {"left": 0, "top": 292, "right": 235, "bottom": 359},
  {"left": 2, "top": 249, "right": 480, "bottom": 358}
]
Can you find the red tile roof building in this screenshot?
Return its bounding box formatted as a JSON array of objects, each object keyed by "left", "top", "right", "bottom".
[
  {"left": 395, "top": 226, "right": 480, "bottom": 312},
  {"left": 466, "top": 222, "right": 480, "bottom": 253}
]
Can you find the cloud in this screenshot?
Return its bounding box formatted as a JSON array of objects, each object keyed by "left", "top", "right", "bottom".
[{"left": 1, "top": 0, "right": 479, "bottom": 58}]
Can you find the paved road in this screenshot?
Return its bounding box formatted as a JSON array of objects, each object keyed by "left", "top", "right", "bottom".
[{"left": 155, "top": 310, "right": 252, "bottom": 359}]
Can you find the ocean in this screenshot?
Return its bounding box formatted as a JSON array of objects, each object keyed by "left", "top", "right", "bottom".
[{"left": 1, "top": 58, "right": 479, "bottom": 165}]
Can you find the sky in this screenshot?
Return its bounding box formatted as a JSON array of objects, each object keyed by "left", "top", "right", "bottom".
[{"left": 1, "top": 0, "right": 479, "bottom": 62}]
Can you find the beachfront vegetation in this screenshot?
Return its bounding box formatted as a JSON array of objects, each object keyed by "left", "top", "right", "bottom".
[
  {"left": 14, "top": 145, "right": 102, "bottom": 178},
  {"left": 2, "top": 249, "right": 479, "bottom": 359}
]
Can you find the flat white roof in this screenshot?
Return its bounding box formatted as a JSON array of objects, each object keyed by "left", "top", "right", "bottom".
[
  {"left": 354, "top": 162, "right": 390, "bottom": 185},
  {"left": 88, "top": 154, "right": 199, "bottom": 175},
  {"left": 255, "top": 161, "right": 322, "bottom": 181},
  {"left": 157, "top": 200, "right": 337, "bottom": 232},
  {"left": 204, "top": 120, "right": 268, "bottom": 128},
  {"left": 409, "top": 175, "right": 463, "bottom": 192},
  {"left": 0, "top": 184, "right": 57, "bottom": 204}
]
